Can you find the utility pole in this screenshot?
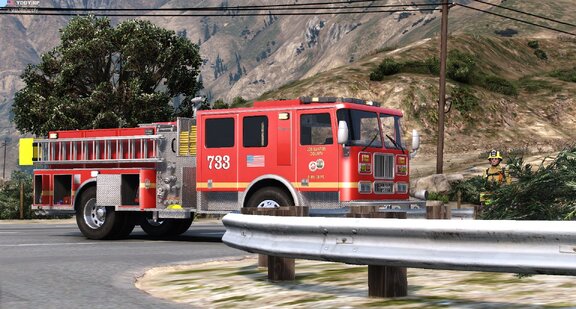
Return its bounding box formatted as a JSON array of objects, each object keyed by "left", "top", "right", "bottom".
[
  {"left": 437, "top": 1, "right": 450, "bottom": 174},
  {"left": 2, "top": 138, "right": 7, "bottom": 179}
]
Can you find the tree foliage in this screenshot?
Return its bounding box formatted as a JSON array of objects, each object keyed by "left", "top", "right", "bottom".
[
  {"left": 0, "top": 171, "right": 34, "bottom": 219},
  {"left": 230, "top": 96, "right": 249, "bottom": 108},
  {"left": 446, "top": 50, "right": 476, "bottom": 83},
  {"left": 369, "top": 58, "right": 401, "bottom": 80},
  {"left": 13, "top": 16, "right": 202, "bottom": 136},
  {"left": 212, "top": 99, "right": 229, "bottom": 109}
]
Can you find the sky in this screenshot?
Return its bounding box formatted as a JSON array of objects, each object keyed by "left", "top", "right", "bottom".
[{"left": 0, "top": 0, "right": 7, "bottom": 7}]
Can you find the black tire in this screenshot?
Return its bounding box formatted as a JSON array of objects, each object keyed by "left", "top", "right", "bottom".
[
  {"left": 76, "top": 187, "right": 129, "bottom": 240},
  {"left": 170, "top": 217, "right": 194, "bottom": 236},
  {"left": 140, "top": 217, "right": 193, "bottom": 237},
  {"left": 246, "top": 187, "right": 293, "bottom": 208},
  {"left": 114, "top": 213, "right": 137, "bottom": 239}
]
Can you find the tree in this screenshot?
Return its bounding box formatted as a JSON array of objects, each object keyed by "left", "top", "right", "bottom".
[
  {"left": 212, "top": 99, "right": 229, "bottom": 109},
  {"left": 0, "top": 171, "right": 33, "bottom": 219},
  {"left": 230, "top": 96, "right": 249, "bottom": 108},
  {"left": 13, "top": 16, "right": 203, "bottom": 136}
]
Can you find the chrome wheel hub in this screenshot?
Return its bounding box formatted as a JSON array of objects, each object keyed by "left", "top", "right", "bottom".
[
  {"left": 83, "top": 198, "right": 106, "bottom": 229},
  {"left": 257, "top": 200, "right": 280, "bottom": 208}
]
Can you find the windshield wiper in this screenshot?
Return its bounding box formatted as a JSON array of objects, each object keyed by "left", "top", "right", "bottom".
[
  {"left": 385, "top": 134, "right": 404, "bottom": 152},
  {"left": 361, "top": 132, "right": 380, "bottom": 151}
]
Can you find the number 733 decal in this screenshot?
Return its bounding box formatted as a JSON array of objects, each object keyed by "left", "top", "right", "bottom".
[{"left": 207, "top": 155, "right": 231, "bottom": 170}]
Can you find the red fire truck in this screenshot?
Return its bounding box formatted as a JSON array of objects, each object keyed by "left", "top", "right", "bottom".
[{"left": 19, "top": 96, "right": 425, "bottom": 239}]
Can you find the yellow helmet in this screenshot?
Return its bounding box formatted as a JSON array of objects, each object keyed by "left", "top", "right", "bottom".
[{"left": 487, "top": 150, "right": 503, "bottom": 160}]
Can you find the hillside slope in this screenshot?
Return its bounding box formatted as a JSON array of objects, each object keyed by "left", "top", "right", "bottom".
[{"left": 260, "top": 35, "right": 576, "bottom": 157}]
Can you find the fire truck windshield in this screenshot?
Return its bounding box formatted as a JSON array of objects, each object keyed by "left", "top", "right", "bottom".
[
  {"left": 337, "top": 109, "right": 383, "bottom": 148},
  {"left": 336, "top": 109, "right": 404, "bottom": 149},
  {"left": 380, "top": 113, "right": 404, "bottom": 150}
]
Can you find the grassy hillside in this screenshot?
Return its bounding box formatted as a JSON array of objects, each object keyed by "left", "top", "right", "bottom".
[{"left": 259, "top": 34, "right": 576, "bottom": 155}]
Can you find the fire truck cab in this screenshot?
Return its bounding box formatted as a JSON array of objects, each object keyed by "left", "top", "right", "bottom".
[{"left": 20, "top": 96, "right": 425, "bottom": 240}]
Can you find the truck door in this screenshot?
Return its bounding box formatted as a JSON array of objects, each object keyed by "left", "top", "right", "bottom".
[
  {"left": 198, "top": 115, "right": 238, "bottom": 192},
  {"left": 296, "top": 111, "right": 339, "bottom": 194}
]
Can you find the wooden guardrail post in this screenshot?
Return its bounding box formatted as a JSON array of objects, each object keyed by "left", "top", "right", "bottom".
[
  {"left": 241, "top": 206, "right": 309, "bottom": 281},
  {"left": 348, "top": 207, "right": 408, "bottom": 298},
  {"left": 426, "top": 200, "right": 451, "bottom": 219}
]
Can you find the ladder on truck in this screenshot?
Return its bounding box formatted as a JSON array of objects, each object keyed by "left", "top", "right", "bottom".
[{"left": 32, "top": 135, "right": 164, "bottom": 164}]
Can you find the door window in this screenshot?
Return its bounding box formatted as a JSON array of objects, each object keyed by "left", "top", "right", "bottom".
[
  {"left": 300, "top": 113, "right": 333, "bottom": 146},
  {"left": 205, "top": 118, "right": 234, "bottom": 148},
  {"left": 243, "top": 116, "right": 268, "bottom": 147}
]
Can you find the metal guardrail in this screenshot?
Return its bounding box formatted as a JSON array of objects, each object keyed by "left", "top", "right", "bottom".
[{"left": 222, "top": 214, "right": 576, "bottom": 275}]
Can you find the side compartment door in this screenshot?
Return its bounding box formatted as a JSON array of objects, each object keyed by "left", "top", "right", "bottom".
[{"left": 296, "top": 111, "right": 339, "bottom": 194}]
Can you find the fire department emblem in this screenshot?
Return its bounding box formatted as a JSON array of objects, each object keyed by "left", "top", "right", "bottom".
[{"left": 308, "top": 161, "right": 317, "bottom": 172}]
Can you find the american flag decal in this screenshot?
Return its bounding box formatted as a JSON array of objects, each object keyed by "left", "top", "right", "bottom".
[{"left": 247, "top": 155, "right": 265, "bottom": 167}]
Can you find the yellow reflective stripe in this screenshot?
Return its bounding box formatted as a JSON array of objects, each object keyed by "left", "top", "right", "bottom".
[
  {"left": 197, "top": 182, "right": 250, "bottom": 189},
  {"left": 339, "top": 182, "right": 359, "bottom": 189},
  {"left": 291, "top": 182, "right": 358, "bottom": 189},
  {"left": 197, "top": 182, "right": 358, "bottom": 190},
  {"left": 139, "top": 182, "right": 157, "bottom": 189},
  {"left": 41, "top": 190, "right": 53, "bottom": 196}
]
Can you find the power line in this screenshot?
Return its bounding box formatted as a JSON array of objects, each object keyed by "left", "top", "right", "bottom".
[
  {"left": 0, "top": 1, "right": 443, "bottom": 12},
  {"left": 0, "top": 8, "right": 439, "bottom": 17},
  {"left": 469, "top": 0, "right": 576, "bottom": 28},
  {"left": 457, "top": 3, "right": 576, "bottom": 36}
]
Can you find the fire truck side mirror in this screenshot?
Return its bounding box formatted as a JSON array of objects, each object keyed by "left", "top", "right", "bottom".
[
  {"left": 337, "top": 121, "right": 349, "bottom": 144},
  {"left": 410, "top": 129, "right": 420, "bottom": 159}
]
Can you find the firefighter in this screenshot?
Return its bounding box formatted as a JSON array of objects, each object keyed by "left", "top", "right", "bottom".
[
  {"left": 484, "top": 149, "right": 511, "bottom": 185},
  {"left": 478, "top": 150, "right": 510, "bottom": 216}
]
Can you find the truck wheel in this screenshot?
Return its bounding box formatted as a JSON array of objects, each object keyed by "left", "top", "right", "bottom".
[
  {"left": 170, "top": 217, "right": 194, "bottom": 236},
  {"left": 114, "top": 214, "right": 137, "bottom": 239},
  {"left": 140, "top": 217, "right": 192, "bottom": 237},
  {"left": 246, "top": 187, "right": 293, "bottom": 208},
  {"left": 76, "top": 187, "right": 128, "bottom": 240}
]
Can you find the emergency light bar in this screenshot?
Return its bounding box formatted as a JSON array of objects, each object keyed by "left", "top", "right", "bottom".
[{"left": 299, "top": 96, "right": 381, "bottom": 107}]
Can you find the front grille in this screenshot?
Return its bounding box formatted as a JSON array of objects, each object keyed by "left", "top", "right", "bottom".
[{"left": 374, "top": 153, "right": 394, "bottom": 179}]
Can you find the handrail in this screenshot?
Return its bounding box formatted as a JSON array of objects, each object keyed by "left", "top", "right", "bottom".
[{"left": 222, "top": 214, "right": 576, "bottom": 275}]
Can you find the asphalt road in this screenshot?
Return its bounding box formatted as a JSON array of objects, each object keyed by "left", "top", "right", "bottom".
[{"left": 0, "top": 220, "right": 244, "bottom": 309}]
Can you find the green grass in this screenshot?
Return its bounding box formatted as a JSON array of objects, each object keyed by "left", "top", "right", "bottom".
[{"left": 518, "top": 77, "right": 562, "bottom": 93}]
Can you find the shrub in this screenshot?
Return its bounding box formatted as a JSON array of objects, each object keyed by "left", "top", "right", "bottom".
[
  {"left": 370, "top": 58, "right": 402, "bottom": 81},
  {"left": 448, "top": 176, "right": 486, "bottom": 205},
  {"left": 425, "top": 57, "right": 440, "bottom": 75},
  {"left": 447, "top": 50, "right": 476, "bottom": 83},
  {"left": 534, "top": 49, "right": 548, "bottom": 60},
  {"left": 450, "top": 86, "right": 479, "bottom": 113},
  {"left": 427, "top": 192, "right": 450, "bottom": 203},
  {"left": 230, "top": 96, "right": 249, "bottom": 108},
  {"left": 519, "top": 78, "right": 561, "bottom": 93},
  {"left": 401, "top": 60, "right": 430, "bottom": 74},
  {"left": 212, "top": 99, "right": 229, "bottom": 109},
  {"left": 482, "top": 148, "right": 576, "bottom": 220},
  {"left": 0, "top": 171, "right": 34, "bottom": 220},
  {"left": 550, "top": 67, "right": 576, "bottom": 83},
  {"left": 481, "top": 75, "right": 518, "bottom": 96},
  {"left": 494, "top": 28, "right": 518, "bottom": 37},
  {"left": 527, "top": 40, "right": 539, "bottom": 49}
]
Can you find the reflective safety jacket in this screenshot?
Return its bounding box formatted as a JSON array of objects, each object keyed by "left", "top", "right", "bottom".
[{"left": 485, "top": 165, "right": 511, "bottom": 185}]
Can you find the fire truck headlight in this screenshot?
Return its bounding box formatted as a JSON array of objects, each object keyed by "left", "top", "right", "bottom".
[{"left": 358, "top": 181, "right": 372, "bottom": 194}]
